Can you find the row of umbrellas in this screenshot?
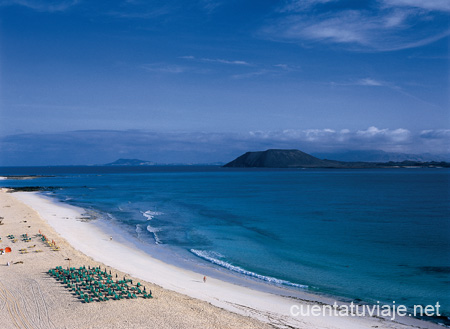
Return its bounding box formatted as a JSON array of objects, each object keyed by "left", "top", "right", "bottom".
[{"left": 48, "top": 265, "right": 153, "bottom": 303}]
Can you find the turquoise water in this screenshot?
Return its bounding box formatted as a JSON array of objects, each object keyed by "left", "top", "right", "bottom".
[{"left": 1, "top": 167, "right": 449, "bottom": 322}]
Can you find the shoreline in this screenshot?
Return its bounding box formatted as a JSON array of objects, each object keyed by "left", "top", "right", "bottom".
[
  {"left": 2, "top": 189, "right": 444, "bottom": 328},
  {"left": 0, "top": 188, "right": 271, "bottom": 329}
]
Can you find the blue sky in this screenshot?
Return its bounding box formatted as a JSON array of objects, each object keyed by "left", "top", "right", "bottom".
[{"left": 0, "top": 0, "right": 449, "bottom": 165}]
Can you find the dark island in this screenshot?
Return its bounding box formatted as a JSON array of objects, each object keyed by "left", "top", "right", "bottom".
[
  {"left": 105, "top": 158, "right": 156, "bottom": 166},
  {"left": 223, "top": 149, "right": 450, "bottom": 169}
]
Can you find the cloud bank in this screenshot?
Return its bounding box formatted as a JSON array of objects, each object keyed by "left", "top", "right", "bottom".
[{"left": 0, "top": 127, "right": 448, "bottom": 166}]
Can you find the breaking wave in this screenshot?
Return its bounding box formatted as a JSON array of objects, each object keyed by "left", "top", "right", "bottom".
[
  {"left": 147, "top": 225, "right": 162, "bottom": 245},
  {"left": 190, "top": 249, "right": 307, "bottom": 289},
  {"left": 142, "top": 210, "right": 163, "bottom": 220},
  {"left": 135, "top": 223, "right": 162, "bottom": 245}
]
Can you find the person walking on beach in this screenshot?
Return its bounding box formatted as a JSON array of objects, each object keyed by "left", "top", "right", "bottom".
[{"left": 203, "top": 276, "right": 206, "bottom": 283}]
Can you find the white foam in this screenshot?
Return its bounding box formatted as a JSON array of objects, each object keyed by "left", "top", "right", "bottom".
[
  {"left": 190, "top": 249, "right": 307, "bottom": 289},
  {"left": 146, "top": 224, "right": 162, "bottom": 245},
  {"left": 138, "top": 210, "right": 163, "bottom": 244},
  {"left": 142, "top": 209, "right": 163, "bottom": 220}
]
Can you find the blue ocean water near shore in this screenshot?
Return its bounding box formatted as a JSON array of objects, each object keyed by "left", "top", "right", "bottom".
[{"left": 1, "top": 166, "right": 449, "bottom": 324}]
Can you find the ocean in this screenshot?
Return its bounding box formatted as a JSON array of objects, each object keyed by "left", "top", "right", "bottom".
[{"left": 1, "top": 166, "right": 449, "bottom": 324}]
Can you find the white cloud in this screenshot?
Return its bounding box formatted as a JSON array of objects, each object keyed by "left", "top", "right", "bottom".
[
  {"left": 299, "top": 11, "right": 372, "bottom": 45},
  {"left": 274, "top": 64, "right": 288, "bottom": 69},
  {"left": 357, "top": 78, "right": 384, "bottom": 86},
  {"left": 181, "top": 56, "right": 251, "bottom": 66},
  {"left": 336, "top": 77, "right": 439, "bottom": 107},
  {"left": 262, "top": 0, "right": 450, "bottom": 51},
  {"left": 199, "top": 0, "right": 222, "bottom": 13},
  {"left": 231, "top": 63, "right": 299, "bottom": 79},
  {"left": 383, "top": 0, "right": 450, "bottom": 12},
  {"left": 141, "top": 63, "right": 189, "bottom": 74},
  {"left": 202, "top": 58, "right": 250, "bottom": 65},
  {"left": 248, "top": 128, "right": 341, "bottom": 143},
  {"left": 382, "top": 30, "right": 450, "bottom": 52},
  {"left": 303, "top": 129, "right": 336, "bottom": 141},
  {"left": 179, "top": 56, "right": 297, "bottom": 79},
  {"left": 420, "top": 129, "right": 450, "bottom": 139},
  {"left": 381, "top": 9, "right": 409, "bottom": 28},
  {"left": 231, "top": 70, "right": 269, "bottom": 79},
  {"left": 1, "top": 0, "right": 79, "bottom": 12},
  {"left": 357, "top": 126, "right": 386, "bottom": 137},
  {"left": 279, "top": 0, "right": 337, "bottom": 12},
  {"left": 106, "top": 7, "right": 171, "bottom": 19},
  {"left": 356, "top": 126, "right": 411, "bottom": 142},
  {"left": 248, "top": 126, "right": 414, "bottom": 148},
  {"left": 332, "top": 77, "right": 389, "bottom": 88}
]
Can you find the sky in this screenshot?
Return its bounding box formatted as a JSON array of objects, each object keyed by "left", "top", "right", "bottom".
[{"left": 0, "top": 0, "right": 449, "bottom": 165}]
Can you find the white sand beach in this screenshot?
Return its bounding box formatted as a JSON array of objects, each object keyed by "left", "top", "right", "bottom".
[{"left": 0, "top": 188, "right": 443, "bottom": 329}]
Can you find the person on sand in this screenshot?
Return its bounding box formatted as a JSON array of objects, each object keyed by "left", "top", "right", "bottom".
[{"left": 203, "top": 276, "right": 206, "bottom": 283}]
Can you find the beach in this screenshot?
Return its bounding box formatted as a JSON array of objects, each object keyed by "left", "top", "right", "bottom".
[{"left": 0, "top": 188, "right": 444, "bottom": 329}]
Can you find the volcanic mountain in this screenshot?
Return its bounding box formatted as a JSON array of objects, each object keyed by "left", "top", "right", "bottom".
[
  {"left": 223, "top": 149, "right": 449, "bottom": 168},
  {"left": 223, "top": 149, "right": 339, "bottom": 168}
]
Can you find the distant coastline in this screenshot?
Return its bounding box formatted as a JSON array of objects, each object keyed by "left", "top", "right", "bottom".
[
  {"left": 223, "top": 149, "right": 450, "bottom": 169},
  {"left": 104, "top": 158, "right": 225, "bottom": 166}
]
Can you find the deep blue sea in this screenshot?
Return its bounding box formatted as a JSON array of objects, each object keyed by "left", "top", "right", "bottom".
[{"left": 1, "top": 166, "right": 449, "bottom": 323}]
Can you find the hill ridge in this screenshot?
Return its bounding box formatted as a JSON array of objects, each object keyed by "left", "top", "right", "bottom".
[{"left": 223, "top": 149, "right": 450, "bottom": 168}]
